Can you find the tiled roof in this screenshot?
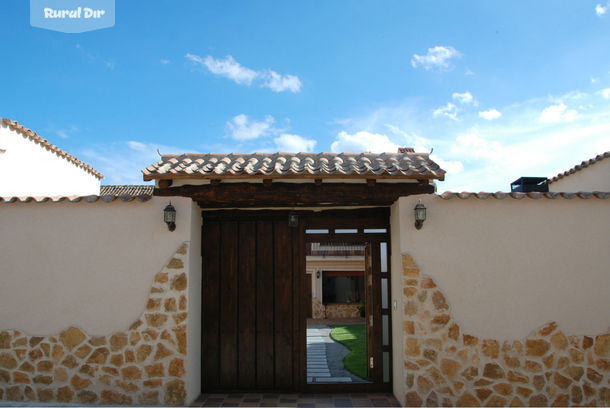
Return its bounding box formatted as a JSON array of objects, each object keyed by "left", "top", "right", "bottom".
[
  {"left": 438, "top": 191, "right": 609, "bottom": 200},
  {"left": 0, "top": 194, "right": 152, "bottom": 204},
  {"left": 549, "top": 152, "right": 610, "bottom": 183},
  {"left": 100, "top": 185, "right": 154, "bottom": 196},
  {"left": 1, "top": 118, "right": 104, "bottom": 179},
  {"left": 142, "top": 152, "right": 446, "bottom": 181}
]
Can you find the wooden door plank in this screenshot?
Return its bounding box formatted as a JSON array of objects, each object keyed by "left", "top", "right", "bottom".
[
  {"left": 238, "top": 221, "right": 256, "bottom": 389},
  {"left": 256, "top": 221, "right": 274, "bottom": 388},
  {"left": 274, "top": 220, "right": 293, "bottom": 390},
  {"left": 202, "top": 220, "right": 220, "bottom": 391},
  {"left": 293, "top": 223, "right": 305, "bottom": 390},
  {"left": 219, "top": 221, "right": 238, "bottom": 389}
]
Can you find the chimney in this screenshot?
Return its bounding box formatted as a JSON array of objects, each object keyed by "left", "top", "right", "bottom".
[{"left": 510, "top": 177, "right": 549, "bottom": 192}]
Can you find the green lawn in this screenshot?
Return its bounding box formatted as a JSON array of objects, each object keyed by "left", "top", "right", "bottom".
[{"left": 329, "top": 324, "right": 366, "bottom": 379}]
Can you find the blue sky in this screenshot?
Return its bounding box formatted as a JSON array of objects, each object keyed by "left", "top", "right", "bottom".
[{"left": 1, "top": 0, "right": 609, "bottom": 191}]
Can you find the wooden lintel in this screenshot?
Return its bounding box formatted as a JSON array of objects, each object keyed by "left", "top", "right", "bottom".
[
  {"left": 315, "top": 178, "right": 322, "bottom": 186},
  {"left": 366, "top": 178, "right": 376, "bottom": 187},
  {"left": 210, "top": 179, "right": 221, "bottom": 186},
  {"left": 263, "top": 179, "right": 273, "bottom": 187},
  {"left": 417, "top": 179, "right": 429, "bottom": 184},
  {"left": 158, "top": 179, "right": 173, "bottom": 188},
  {"left": 154, "top": 182, "right": 434, "bottom": 208}
]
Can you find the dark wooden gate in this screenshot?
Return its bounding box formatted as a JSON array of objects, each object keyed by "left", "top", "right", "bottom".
[{"left": 201, "top": 211, "right": 304, "bottom": 392}]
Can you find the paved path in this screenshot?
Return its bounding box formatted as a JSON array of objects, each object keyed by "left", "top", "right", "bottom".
[{"left": 307, "top": 326, "right": 367, "bottom": 383}]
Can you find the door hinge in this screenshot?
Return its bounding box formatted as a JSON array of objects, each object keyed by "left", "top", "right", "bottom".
[{"left": 369, "top": 357, "right": 374, "bottom": 369}]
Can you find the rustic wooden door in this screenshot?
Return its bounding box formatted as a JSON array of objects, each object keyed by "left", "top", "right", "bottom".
[
  {"left": 201, "top": 211, "right": 304, "bottom": 392},
  {"left": 305, "top": 274, "right": 313, "bottom": 319}
]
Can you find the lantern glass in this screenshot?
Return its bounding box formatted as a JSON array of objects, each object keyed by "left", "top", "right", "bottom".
[
  {"left": 414, "top": 204, "right": 426, "bottom": 222},
  {"left": 164, "top": 204, "right": 176, "bottom": 223}
]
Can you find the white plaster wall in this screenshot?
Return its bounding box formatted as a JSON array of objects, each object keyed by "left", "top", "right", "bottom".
[
  {"left": 0, "top": 196, "right": 193, "bottom": 336},
  {"left": 186, "top": 202, "right": 202, "bottom": 404},
  {"left": 396, "top": 194, "right": 610, "bottom": 340},
  {"left": 390, "top": 201, "right": 406, "bottom": 407},
  {"left": 0, "top": 125, "right": 101, "bottom": 196},
  {"left": 549, "top": 157, "right": 610, "bottom": 192}
]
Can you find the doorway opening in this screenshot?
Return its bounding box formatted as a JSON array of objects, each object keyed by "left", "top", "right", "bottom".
[{"left": 303, "top": 209, "right": 392, "bottom": 392}]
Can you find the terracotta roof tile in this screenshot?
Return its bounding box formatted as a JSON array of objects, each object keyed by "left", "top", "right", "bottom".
[
  {"left": 142, "top": 152, "right": 446, "bottom": 181},
  {"left": 438, "top": 191, "right": 609, "bottom": 200},
  {"left": 1, "top": 185, "right": 153, "bottom": 204},
  {"left": 1, "top": 118, "right": 104, "bottom": 179},
  {"left": 549, "top": 151, "right": 610, "bottom": 183},
  {"left": 100, "top": 185, "right": 154, "bottom": 196}
]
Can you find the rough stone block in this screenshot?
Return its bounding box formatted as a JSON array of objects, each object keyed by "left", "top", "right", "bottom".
[{"left": 59, "top": 327, "right": 86, "bottom": 350}]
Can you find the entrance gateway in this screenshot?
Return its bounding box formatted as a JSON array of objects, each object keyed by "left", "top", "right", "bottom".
[{"left": 145, "top": 151, "right": 446, "bottom": 393}]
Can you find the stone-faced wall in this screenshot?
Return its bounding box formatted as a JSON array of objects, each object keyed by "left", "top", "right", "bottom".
[
  {"left": 311, "top": 298, "right": 361, "bottom": 319},
  {"left": 0, "top": 242, "right": 189, "bottom": 406},
  {"left": 401, "top": 254, "right": 610, "bottom": 407}
]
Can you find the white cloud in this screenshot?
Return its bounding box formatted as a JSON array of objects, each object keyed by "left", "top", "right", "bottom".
[
  {"left": 186, "top": 53, "right": 302, "bottom": 93},
  {"left": 411, "top": 46, "right": 461, "bottom": 71},
  {"left": 601, "top": 88, "right": 610, "bottom": 99},
  {"left": 539, "top": 103, "right": 579, "bottom": 124},
  {"left": 433, "top": 103, "right": 459, "bottom": 120},
  {"left": 80, "top": 141, "right": 188, "bottom": 185},
  {"left": 330, "top": 131, "right": 399, "bottom": 153},
  {"left": 226, "top": 114, "right": 275, "bottom": 141},
  {"left": 160, "top": 59, "right": 170, "bottom": 65},
  {"left": 128, "top": 141, "right": 147, "bottom": 151},
  {"left": 274, "top": 133, "right": 316, "bottom": 152},
  {"left": 331, "top": 87, "right": 610, "bottom": 192},
  {"left": 595, "top": 3, "right": 607, "bottom": 16},
  {"left": 452, "top": 91, "right": 477, "bottom": 105},
  {"left": 262, "top": 71, "right": 302, "bottom": 93},
  {"left": 479, "top": 109, "right": 502, "bottom": 120},
  {"left": 187, "top": 54, "right": 258, "bottom": 85}
]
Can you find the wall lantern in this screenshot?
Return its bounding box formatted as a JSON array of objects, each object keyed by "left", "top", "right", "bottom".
[
  {"left": 414, "top": 201, "right": 426, "bottom": 230},
  {"left": 163, "top": 202, "right": 176, "bottom": 232},
  {"left": 288, "top": 212, "right": 299, "bottom": 228},
  {"left": 316, "top": 271, "right": 320, "bottom": 279}
]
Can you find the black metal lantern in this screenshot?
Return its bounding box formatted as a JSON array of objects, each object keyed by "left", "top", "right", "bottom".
[
  {"left": 414, "top": 202, "right": 426, "bottom": 230},
  {"left": 288, "top": 212, "right": 299, "bottom": 228},
  {"left": 164, "top": 202, "right": 176, "bottom": 231}
]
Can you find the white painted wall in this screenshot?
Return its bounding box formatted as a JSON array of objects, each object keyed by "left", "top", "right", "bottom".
[
  {"left": 0, "top": 196, "right": 194, "bottom": 336},
  {"left": 187, "top": 202, "right": 202, "bottom": 403},
  {"left": 549, "top": 157, "right": 610, "bottom": 192},
  {"left": 0, "top": 124, "right": 100, "bottom": 196},
  {"left": 396, "top": 194, "right": 610, "bottom": 340},
  {"left": 390, "top": 202, "right": 406, "bottom": 407}
]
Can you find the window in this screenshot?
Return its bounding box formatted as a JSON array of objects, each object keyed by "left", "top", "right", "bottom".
[{"left": 322, "top": 271, "right": 364, "bottom": 304}]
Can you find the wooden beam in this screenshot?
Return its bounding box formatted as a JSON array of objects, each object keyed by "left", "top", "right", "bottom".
[
  {"left": 314, "top": 178, "right": 322, "bottom": 186},
  {"left": 367, "top": 178, "right": 376, "bottom": 187},
  {"left": 155, "top": 182, "right": 434, "bottom": 208},
  {"left": 158, "top": 179, "right": 173, "bottom": 188},
  {"left": 210, "top": 179, "right": 221, "bottom": 186},
  {"left": 263, "top": 179, "right": 273, "bottom": 187}
]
